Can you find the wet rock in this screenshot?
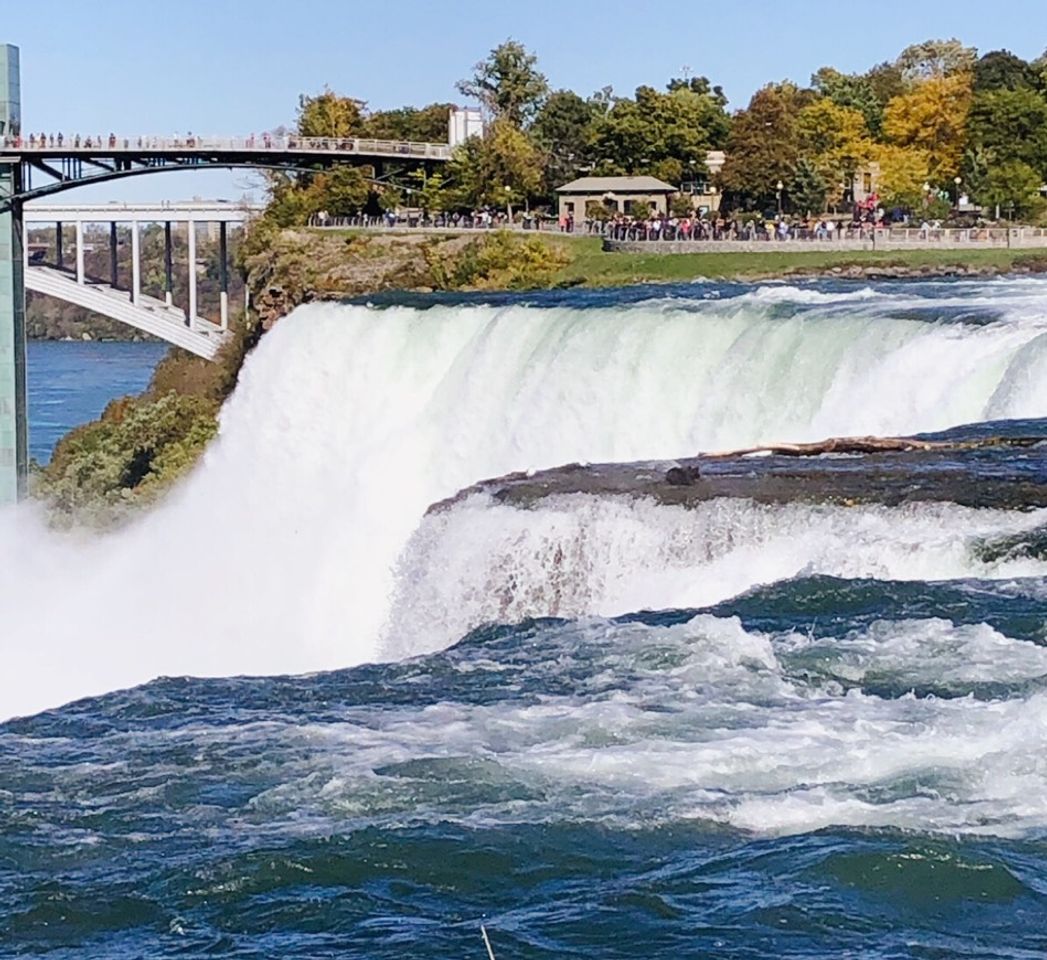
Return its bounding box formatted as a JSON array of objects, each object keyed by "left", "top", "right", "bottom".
[{"left": 665, "top": 465, "right": 700, "bottom": 486}]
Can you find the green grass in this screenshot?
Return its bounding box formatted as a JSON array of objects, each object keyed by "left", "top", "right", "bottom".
[{"left": 544, "top": 236, "right": 1047, "bottom": 286}]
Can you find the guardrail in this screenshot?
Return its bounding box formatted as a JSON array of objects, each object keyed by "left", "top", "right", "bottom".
[{"left": 1, "top": 135, "right": 452, "bottom": 159}]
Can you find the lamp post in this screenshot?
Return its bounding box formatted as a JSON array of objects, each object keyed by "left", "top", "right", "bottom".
[
  {"left": 954, "top": 176, "right": 963, "bottom": 208},
  {"left": 504, "top": 184, "right": 513, "bottom": 223},
  {"left": 776, "top": 180, "right": 784, "bottom": 216}
]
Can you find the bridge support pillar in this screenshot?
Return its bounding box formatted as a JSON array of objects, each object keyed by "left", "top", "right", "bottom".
[
  {"left": 163, "top": 221, "right": 173, "bottom": 306},
  {"left": 130, "top": 219, "right": 140, "bottom": 304},
  {"left": 187, "top": 220, "right": 197, "bottom": 330},
  {"left": 74, "top": 220, "right": 84, "bottom": 284},
  {"left": 219, "top": 220, "right": 228, "bottom": 330},
  {"left": 0, "top": 43, "right": 26, "bottom": 504},
  {"left": 109, "top": 221, "right": 117, "bottom": 289},
  {"left": 56, "top": 221, "right": 63, "bottom": 270}
]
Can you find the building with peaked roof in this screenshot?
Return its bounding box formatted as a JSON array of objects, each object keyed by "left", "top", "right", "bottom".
[{"left": 555, "top": 175, "right": 677, "bottom": 221}]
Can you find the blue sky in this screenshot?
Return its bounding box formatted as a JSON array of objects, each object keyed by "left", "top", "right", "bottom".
[{"left": 6, "top": 0, "right": 1047, "bottom": 201}]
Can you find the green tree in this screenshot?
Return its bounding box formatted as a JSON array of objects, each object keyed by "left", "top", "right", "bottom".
[
  {"left": 447, "top": 119, "right": 543, "bottom": 210},
  {"left": 789, "top": 157, "right": 829, "bottom": 215},
  {"left": 718, "top": 84, "right": 806, "bottom": 210},
  {"left": 811, "top": 67, "right": 885, "bottom": 134},
  {"left": 589, "top": 82, "right": 730, "bottom": 182},
  {"left": 973, "top": 50, "right": 1038, "bottom": 92},
  {"left": 297, "top": 87, "right": 363, "bottom": 137},
  {"left": 456, "top": 40, "right": 549, "bottom": 126},
  {"left": 967, "top": 87, "right": 1047, "bottom": 177},
  {"left": 360, "top": 103, "right": 454, "bottom": 141},
  {"left": 977, "top": 160, "right": 1045, "bottom": 219},
  {"left": 531, "top": 90, "right": 601, "bottom": 189}
]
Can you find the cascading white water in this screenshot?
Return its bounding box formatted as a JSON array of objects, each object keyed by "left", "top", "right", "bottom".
[{"left": 3, "top": 281, "right": 1047, "bottom": 720}]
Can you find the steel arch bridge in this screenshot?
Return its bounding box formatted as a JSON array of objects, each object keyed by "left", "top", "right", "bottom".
[{"left": 0, "top": 134, "right": 451, "bottom": 208}]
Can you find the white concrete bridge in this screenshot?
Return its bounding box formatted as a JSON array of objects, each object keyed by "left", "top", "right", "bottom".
[{"left": 23, "top": 201, "right": 262, "bottom": 360}]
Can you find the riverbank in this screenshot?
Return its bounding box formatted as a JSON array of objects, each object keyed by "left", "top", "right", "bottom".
[{"left": 553, "top": 236, "right": 1047, "bottom": 285}]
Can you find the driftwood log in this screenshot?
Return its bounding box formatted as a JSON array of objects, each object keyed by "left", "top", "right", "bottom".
[{"left": 702, "top": 434, "right": 1044, "bottom": 460}]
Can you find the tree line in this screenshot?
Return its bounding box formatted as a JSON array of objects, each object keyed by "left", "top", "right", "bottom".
[{"left": 264, "top": 38, "right": 1047, "bottom": 224}]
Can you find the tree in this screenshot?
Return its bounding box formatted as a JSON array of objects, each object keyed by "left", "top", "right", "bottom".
[
  {"left": 531, "top": 90, "right": 601, "bottom": 189},
  {"left": 973, "top": 50, "right": 1038, "bottom": 92},
  {"left": 447, "top": 119, "right": 543, "bottom": 210},
  {"left": 297, "top": 87, "right": 363, "bottom": 137},
  {"left": 589, "top": 82, "right": 731, "bottom": 184},
  {"left": 811, "top": 67, "right": 885, "bottom": 134},
  {"left": 967, "top": 88, "right": 1047, "bottom": 177},
  {"left": 789, "top": 158, "right": 829, "bottom": 215},
  {"left": 977, "top": 160, "right": 1044, "bottom": 219},
  {"left": 895, "top": 39, "right": 977, "bottom": 83},
  {"left": 868, "top": 143, "right": 932, "bottom": 207},
  {"left": 456, "top": 40, "right": 549, "bottom": 126},
  {"left": 718, "top": 84, "right": 805, "bottom": 210},
  {"left": 797, "top": 99, "right": 871, "bottom": 202},
  {"left": 360, "top": 103, "right": 454, "bottom": 142},
  {"left": 883, "top": 73, "right": 973, "bottom": 180}
]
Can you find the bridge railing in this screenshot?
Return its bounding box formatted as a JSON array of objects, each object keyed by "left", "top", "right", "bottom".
[{"left": 1, "top": 134, "right": 453, "bottom": 159}]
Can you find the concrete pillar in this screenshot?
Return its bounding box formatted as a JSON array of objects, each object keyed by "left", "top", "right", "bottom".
[
  {"left": 130, "top": 219, "right": 140, "bottom": 304},
  {"left": 109, "top": 221, "right": 117, "bottom": 288},
  {"left": 187, "top": 220, "right": 197, "bottom": 329},
  {"left": 219, "top": 220, "right": 228, "bottom": 330},
  {"left": 56, "top": 221, "right": 63, "bottom": 270},
  {"left": 0, "top": 43, "right": 26, "bottom": 504},
  {"left": 163, "top": 221, "right": 173, "bottom": 306},
  {"left": 75, "top": 219, "right": 84, "bottom": 284}
]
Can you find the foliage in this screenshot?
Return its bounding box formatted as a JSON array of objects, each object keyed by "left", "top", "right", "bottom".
[
  {"left": 531, "top": 90, "right": 602, "bottom": 189},
  {"left": 967, "top": 88, "right": 1047, "bottom": 177},
  {"left": 37, "top": 392, "right": 220, "bottom": 527},
  {"left": 360, "top": 103, "right": 453, "bottom": 142},
  {"left": 424, "top": 231, "right": 570, "bottom": 290},
  {"left": 670, "top": 194, "right": 696, "bottom": 218},
  {"left": 973, "top": 50, "right": 1040, "bottom": 92},
  {"left": 895, "top": 38, "right": 977, "bottom": 82},
  {"left": 790, "top": 158, "right": 829, "bottom": 215},
  {"left": 718, "top": 84, "right": 806, "bottom": 210},
  {"left": 297, "top": 88, "right": 363, "bottom": 137},
  {"left": 976, "top": 160, "right": 1045, "bottom": 218},
  {"left": 797, "top": 99, "right": 872, "bottom": 200},
  {"left": 456, "top": 39, "right": 549, "bottom": 126},
  {"left": 868, "top": 142, "right": 932, "bottom": 207},
  {"left": 446, "top": 119, "right": 544, "bottom": 209},
  {"left": 810, "top": 67, "right": 887, "bottom": 135},
  {"left": 590, "top": 82, "right": 730, "bottom": 182},
  {"left": 882, "top": 72, "right": 973, "bottom": 180}
]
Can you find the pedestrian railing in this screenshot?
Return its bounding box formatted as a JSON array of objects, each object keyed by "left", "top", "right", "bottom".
[{"left": 1, "top": 135, "right": 452, "bottom": 159}]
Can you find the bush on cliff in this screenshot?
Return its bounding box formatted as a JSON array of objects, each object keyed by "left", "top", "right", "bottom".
[
  {"left": 424, "top": 231, "right": 572, "bottom": 290},
  {"left": 35, "top": 391, "right": 220, "bottom": 528}
]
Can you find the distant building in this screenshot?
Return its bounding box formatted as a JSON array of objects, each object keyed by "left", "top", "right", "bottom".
[
  {"left": 556, "top": 151, "right": 727, "bottom": 220},
  {"left": 555, "top": 175, "right": 677, "bottom": 221},
  {"left": 448, "top": 107, "right": 484, "bottom": 147}
]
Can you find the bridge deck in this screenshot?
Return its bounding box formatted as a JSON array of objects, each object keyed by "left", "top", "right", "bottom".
[{"left": 2, "top": 134, "right": 452, "bottom": 161}]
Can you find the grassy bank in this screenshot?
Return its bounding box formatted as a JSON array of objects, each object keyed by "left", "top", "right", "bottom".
[{"left": 549, "top": 236, "right": 1047, "bottom": 285}]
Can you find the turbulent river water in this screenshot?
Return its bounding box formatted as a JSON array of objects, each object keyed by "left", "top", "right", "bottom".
[{"left": 4, "top": 278, "right": 1047, "bottom": 957}]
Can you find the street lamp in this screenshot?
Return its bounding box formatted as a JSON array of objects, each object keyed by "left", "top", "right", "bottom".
[
  {"left": 776, "top": 180, "right": 784, "bottom": 216},
  {"left": 504, "top": 184, "right": 513, "bottom": 222},
  {"left": 954, "top": 176, "right": 963, "bottom": 207}
]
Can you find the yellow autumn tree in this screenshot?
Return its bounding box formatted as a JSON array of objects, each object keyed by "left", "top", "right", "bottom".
[
  {"left": 882, "top": 73, "right": 973, "bottom": 181},
  {"left": 797, "top": 100, "right": 872, "bottom": 203},
  {"left": 868, "top": 143, "right": 932, "bottom": 206}
]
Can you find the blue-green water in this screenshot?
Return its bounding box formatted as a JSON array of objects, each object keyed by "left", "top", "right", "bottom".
[
  {"left": 26, "top": 340, "right": 167, "bottom": 463},
  {"left": 6, "top": 279, "right": 1047, "bottom": 958}
]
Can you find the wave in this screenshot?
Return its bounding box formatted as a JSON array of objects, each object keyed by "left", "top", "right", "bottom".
[{"left": 4, "top": 286, "right": 1047, "bottom": 718}]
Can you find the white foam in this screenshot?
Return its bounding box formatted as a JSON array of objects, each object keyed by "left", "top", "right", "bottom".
[{"left": 3, "top": 290, "right": 1047, "bottom": 719}]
